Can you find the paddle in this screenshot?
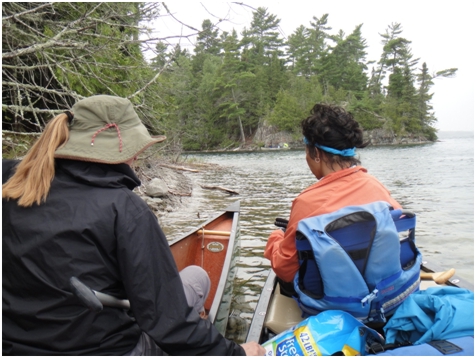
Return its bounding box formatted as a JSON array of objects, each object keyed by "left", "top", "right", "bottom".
[
  {"left": 420, "top": 268, "right": 456, "bottom": 284},
  {"left": 274, "top": 218, "right": 289, "bottom": 230},
  {"left": 69, "top": 276, "right": 130, "bottom": 312}
]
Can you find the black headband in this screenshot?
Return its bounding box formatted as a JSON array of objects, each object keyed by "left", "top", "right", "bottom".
[{"left": 64, "top": 111, "right": 74, "bottom": 125}]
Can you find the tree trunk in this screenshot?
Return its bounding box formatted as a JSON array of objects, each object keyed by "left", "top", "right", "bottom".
[{"left": 231, "top": 88, "right": 246, "bottom": 144}]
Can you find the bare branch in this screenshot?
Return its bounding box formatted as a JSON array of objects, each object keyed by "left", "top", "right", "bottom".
[
  {"left": 2, "top": 104, "right": 66, "bottom": 113},
  {"left": 128, "top": 66, "right": 167, "bottom": 99},
  {"left": 161, "top": 2, "right": 200, "bottom": 32},
  {"left": 1, "top": 2, "right": 210, "bottom": 138},
  {"left": 2, "top": 3, "right": 52, "bottom": 21}
]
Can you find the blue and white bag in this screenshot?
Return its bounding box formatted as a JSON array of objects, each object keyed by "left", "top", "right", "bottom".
[{"left": 262, "top": 310, "right": 385, "bottom": 356}]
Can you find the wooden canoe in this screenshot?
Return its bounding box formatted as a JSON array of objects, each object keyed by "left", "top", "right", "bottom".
[
  {"left": 246, "top": 262, "right": 473, "bottom": 344},
  {"left": 70, "top": 201, "right": 240, "bottom": 336},
  {"left": 169, "top": 200, "right": 240, "bottom": 336}
]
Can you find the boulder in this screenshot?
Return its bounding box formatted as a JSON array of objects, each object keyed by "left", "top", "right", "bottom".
[{"left": 145, "top": 178, "right": 168, "bottom": 197}]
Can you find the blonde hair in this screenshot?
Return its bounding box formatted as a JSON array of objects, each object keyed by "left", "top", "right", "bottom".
[{"left": 2, "top": 113, "right": 70, "bottom": 207}]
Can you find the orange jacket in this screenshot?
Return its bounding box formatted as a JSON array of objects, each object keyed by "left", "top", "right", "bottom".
[{"left": 264, "top": 166, "right": 402, "bottom": 282}]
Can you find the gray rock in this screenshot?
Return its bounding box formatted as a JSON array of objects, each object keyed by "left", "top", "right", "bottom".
[
  {"left": 144, "top": 197, "right": 164, "bottom": 210},
  {"left": 145, "top": 178, "right": 169, "bottom": 197}
]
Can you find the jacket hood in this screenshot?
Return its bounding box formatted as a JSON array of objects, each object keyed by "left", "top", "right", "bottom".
[{"left": 55, "top": 159, "right": 141, "bottom": 190}]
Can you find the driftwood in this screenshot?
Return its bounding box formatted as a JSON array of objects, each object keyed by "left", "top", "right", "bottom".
[
  {"left": 161, "top": 164, "right": 199, "bottom": 173},
  {"left": 200, "top": 185, "right": 239, "bottom": 195},
  {"left": 168, "top": 189, "right": 192, "bottom": 197}
]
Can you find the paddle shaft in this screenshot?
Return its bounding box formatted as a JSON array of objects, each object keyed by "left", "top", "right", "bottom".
[
  {"left": 94, "top": 291, "right": 130, "bottom": 309},
  {"left": 70, "top": 276, "right": 130, "bottom": 311}
]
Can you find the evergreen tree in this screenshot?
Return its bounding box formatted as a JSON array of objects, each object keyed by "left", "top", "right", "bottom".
[
  {"left": 416, "top": 63, "right": 458, "bottom": 140},
  {"left": 372, "top": 23, "right": 405, "bottom": 96},
  {"left": 213, "top": 30, "right": 255, "bottom": 146},
  {"left": 378, "top": 23, "right": 421, "bottom": 133},
  {"left": 195, "top": 19, "right": 221, "bottom": 56},
  {"left": 151, "top": 41, "right": 170, "bottom": 69},
  {"left": 416, "top": 62, "right": 435, "bottom": 129},
  {"left": 319, "top": 24, "right": 368, "bottom": 98},
  {"left": 307, "top": 14, "right": 331, "bottom": 75},
  {"left": 267, "top": 75, "right": 323, "bottom": 134},
  {"left": 286, "top": 25, "right": 311, "bottom": 76},
  {"left": 241, "top": 7, "right": 284, "bottom": 65},
  {"left": 239, "top": 8, "right": 286, "bottom": 130}
]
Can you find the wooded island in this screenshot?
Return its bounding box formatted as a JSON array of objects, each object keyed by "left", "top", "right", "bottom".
[{"left": 2, "top": 3, "right": 457, "bottom": 155}]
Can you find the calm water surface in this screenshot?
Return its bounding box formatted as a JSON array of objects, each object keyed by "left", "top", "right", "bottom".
[{"left": 158, "top": 131, "right": 474, "bottom": 342}]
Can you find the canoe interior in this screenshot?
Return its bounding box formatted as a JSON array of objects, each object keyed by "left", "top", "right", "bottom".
[
  {"left": 168, "top": 201, "right": 240, "bottom": 330},
  {"left": 169, "top": 213, "right": 233, "bottom": 311},
  {"left": 247, "top": 262, "right": 473, "bottom": 344}
]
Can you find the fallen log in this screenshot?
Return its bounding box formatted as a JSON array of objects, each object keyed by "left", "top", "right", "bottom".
[
  {"left": 200, "top": 185, "right": 239, "bottom": 195},
  {"left": 161, "top": 164, "right": 199, "bottom": 173},
  {"left": 168, "top": 189, "right": 192, "bottom": 197}
]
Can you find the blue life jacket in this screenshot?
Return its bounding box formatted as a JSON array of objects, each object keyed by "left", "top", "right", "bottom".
[{"left": 293, "top": 201, "right": 422, "bottom": 323}]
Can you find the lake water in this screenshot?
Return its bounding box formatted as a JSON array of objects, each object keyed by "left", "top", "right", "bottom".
[{"left": 158, "top": 131, "right": 474, "bottom": 342}]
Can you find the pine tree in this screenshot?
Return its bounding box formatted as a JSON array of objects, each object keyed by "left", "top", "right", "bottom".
[
  {"left": 319, "top": 24, "right": 368, "bottom": 98},
  {"left": 286, "top": 25, "right": 311, "bottom": 76},
  {"left": 377, "top": 23, "right": 421, "bottom": 133},
  {"left": 307, "top": 14, "right": 331, "bottom": 75},
  {"left": 195, "top": 19, "right": 221, "bottom": 56},
  {"left": 213, "top": 30, "right": 255, "bottom": 146},
  {"left": 415, "top": 63, "right": 458, "bottom": 140}
]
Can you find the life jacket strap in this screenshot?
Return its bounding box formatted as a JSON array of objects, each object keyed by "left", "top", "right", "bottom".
[
  {"left": 369, "top": 340, "right": 413, "bottom": 354},
  {"left": 298, "top": 250, "right": 314, "bottom": 260}
]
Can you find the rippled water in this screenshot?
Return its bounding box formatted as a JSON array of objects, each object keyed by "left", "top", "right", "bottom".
[{"left": 158, "top": 131, "right": 474, "bottom": 342}]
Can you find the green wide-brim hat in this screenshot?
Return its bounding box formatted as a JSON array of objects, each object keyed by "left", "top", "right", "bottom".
[{"left": 55, "top": 95, "right": 166, "bottom": 164}]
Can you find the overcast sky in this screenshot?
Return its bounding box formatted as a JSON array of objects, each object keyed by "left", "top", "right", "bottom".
[{"left": 154, "top": 1, "right": 474, "bottom": 132}]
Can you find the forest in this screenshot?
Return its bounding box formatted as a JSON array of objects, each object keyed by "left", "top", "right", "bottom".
[{"left": 2, "top": 2, "right": 458, "bottom": 152}]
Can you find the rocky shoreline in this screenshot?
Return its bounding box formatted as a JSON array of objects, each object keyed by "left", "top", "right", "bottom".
[
  {"left": 134, "top": 127, "right": 435, "bottom": 217},
  {"left": 133, "top": 157, "right": 221, "bottom": 218},
  {"left": 252, "top": 127, "right": 433, "bottom": 150}
]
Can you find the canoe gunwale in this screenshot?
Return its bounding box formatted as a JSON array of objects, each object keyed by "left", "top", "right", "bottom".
[
  {"left": 246, "top": 270, "right": 276, "bottom": 343},
  {"left": 169, "top": 200, "right": 240, "bottom": 335},
  {"left": 208, "top": 202, "right": 240, "bottom": 325}
]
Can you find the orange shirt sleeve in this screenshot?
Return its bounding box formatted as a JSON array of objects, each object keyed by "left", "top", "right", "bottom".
[{"left": 264, "top": 196, "right": 315, "bottom": 283}]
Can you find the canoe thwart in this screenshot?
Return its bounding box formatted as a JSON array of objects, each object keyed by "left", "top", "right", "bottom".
[{"left": 196, "top": 229, "right": 231, "bottom": 237}]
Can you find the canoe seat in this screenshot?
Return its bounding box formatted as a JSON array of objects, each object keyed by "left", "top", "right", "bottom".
[{"left": 264, "top": 283, "right": 302, "bottom": 334}]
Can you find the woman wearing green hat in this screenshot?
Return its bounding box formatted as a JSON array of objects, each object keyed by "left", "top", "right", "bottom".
[{"left": 2, "top": 95, "right": 264, "bottom": 356}]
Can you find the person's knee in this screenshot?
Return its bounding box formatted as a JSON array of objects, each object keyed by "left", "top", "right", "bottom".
[{"left": 179, "top": 266, "right": 211, "bottom": 317}]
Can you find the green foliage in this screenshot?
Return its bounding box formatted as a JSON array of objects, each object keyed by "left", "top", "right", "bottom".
[
  {"left": 2, "top": 132, "right": 39, "bottom": 159},
  {"left": 267, "top": 90, "right": 304, "bottom": 132},
  {"left": 3, "top": 4, "right": 456, "bottom": 152},
  {"left": 2, "top": 2, "right": 163, "bottom": 132},
  {"left": 267, "top": 75, "right": 325, "bottom": 133}
]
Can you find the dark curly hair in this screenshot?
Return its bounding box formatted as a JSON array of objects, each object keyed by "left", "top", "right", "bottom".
[{"left": 301, "top": 104, "right": 368, "bottom": 168}]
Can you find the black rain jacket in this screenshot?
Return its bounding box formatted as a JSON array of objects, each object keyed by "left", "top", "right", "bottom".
[{"left": 2, "top": 159, "right": 245, "bottom": 356}]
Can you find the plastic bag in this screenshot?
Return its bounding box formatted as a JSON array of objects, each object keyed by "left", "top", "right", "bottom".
[
  {"left": 262, "top": 310, "right": 384, "bottom": 356},
  {"left": 384, "top": 286, "right": 474, "bottom": 345}
]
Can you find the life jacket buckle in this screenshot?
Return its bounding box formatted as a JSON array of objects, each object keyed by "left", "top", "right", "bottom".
[
  {"left": 379, "top": 307, "right": 387, "bottom": 322},
  {"left": 361, "top": 289, "right": 379, "bottom": 307}
]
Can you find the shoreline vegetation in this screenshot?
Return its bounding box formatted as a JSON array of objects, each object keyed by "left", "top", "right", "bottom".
[{"left": 3, "top": 4, "right": 458, "bottom": 154}]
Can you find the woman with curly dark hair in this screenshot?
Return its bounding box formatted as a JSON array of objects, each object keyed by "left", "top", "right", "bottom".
[{"left": 264, "top": 104, "right": 401, "bottom": 288}]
